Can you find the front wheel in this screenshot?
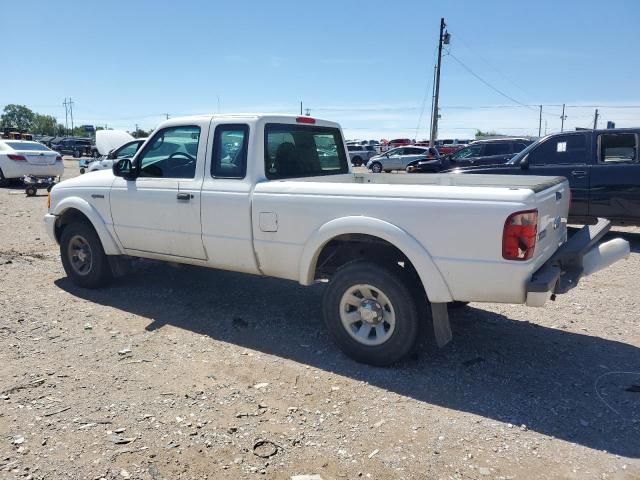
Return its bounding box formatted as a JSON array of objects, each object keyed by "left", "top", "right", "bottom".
[
  {"left": 370, "top": 161, "right": 382, "bottom": 173},
  {"left": 323, "top": 261, "right": 419, "bottom": 366},
  {"left": 60, "top": 222, "right": 112, "bottom": 288},
  {"left": 351, "top": 156, "right": 362, "bottom": 167}
]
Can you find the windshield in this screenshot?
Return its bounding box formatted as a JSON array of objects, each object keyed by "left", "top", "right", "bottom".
[
  {"left": 6, "top": 141, "right": 51, "bottom": 151},
  {"left": 507, "top": 140, "right": 539, "bottom": 164},
  {"left": 265, "top": 123, "right": 349, "bottom": 179}
]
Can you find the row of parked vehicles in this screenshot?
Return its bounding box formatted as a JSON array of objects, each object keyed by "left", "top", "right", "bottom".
[{"left": 360, "top": 130, "right": 640, "bottom": 227}]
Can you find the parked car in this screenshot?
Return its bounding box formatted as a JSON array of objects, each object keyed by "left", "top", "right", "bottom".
[
  {"left": 405, "top": 148, "right": 447, "bottom": 173},
  {"left": 347, "top": 144, "right": 378, "bottom": 166},
  {"left": 435, "top": 139, "right": 472, "bottom": 155},
  {"left": 453, "top": 128, "right": 640, "bottom": 226},
  {"left": 445, "top": 138, "right": 533, "bottom": 167},
  {"left": 79, "top": 130, "right": 143, "bottom": 174},
  {"left": 51, "top": 138, "right": 93, "bottom": 158},
  {"left": 367, "top": 146, "right": 438, "bottom": 173},
  {"left": 84, "top": 138, "right": 146, "bottom": 174},
  {"left": 0, "top": 140, "right": 63, "bottom": 186},
  {"left": 45, "top": 114, "right": 629, "bottom": 366}
]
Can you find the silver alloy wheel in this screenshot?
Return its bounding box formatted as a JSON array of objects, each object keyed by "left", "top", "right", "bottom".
[
  {"left": 68, "top": 234, "right": 93, "bottom": 276},
  {"left": 371, "top": 162, "right": 382, "bottom": 173},
  {"left": 339, "top": 283, "right": 396, "bottom": 346}
]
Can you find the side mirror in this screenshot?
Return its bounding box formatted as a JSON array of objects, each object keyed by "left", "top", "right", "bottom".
[
  {"left": 113, "top": 158, "right": 136, "bottom": 179},
  {"left": 520, "top": 155, "right": 529, "bottom": 170},
  {"left": 107, "top": 149, "right": 115, "bottom": 159}
]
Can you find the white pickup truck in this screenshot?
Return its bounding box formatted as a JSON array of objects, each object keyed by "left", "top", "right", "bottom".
[{"left": 44, "top": 114, "right": 630, "bottom": 365}]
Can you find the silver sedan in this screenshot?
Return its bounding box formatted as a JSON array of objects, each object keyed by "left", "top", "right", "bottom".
[{"left": 366, "top": 146, "right": 439, "bottom": 173}]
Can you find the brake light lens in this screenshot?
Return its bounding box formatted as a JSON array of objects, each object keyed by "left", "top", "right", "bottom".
[
  {"left": 56, "top": 155, "right": 63, "bottom": 162},
  {"left": 502, "top": 209, "right": 538, "bottom": 261},
  {"left": 8, "top": 154, "right": 27, "bottom": 161},
  {"left": 296, "top": 116, "right": 315, "bottom": 124}
]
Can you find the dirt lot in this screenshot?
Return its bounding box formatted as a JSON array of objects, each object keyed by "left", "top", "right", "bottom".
[{"left": 1, "top": 159, "right": 639, "bottom": 480}]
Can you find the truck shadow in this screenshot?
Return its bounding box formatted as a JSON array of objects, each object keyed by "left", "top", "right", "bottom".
[{"left": 55, "top": 258, "right": 640, "bottom": 458}]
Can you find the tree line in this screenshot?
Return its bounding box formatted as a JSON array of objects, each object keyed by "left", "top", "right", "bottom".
[{"left": 0, "top": 104, "right": 152, "bottom": 138}]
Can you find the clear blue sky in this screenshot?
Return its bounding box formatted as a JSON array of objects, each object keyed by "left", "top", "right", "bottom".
[{"left": 3, "top": 0, "right": 640, "bottom": 139}]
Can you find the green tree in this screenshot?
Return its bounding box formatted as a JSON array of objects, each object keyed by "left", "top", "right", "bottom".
[
  {"left": 475, "top": 129, "right": 502, "bottom": 139},
  {"left": 1, "top": 104, "right": 35, "bottom": 131},
  {"left": 32, "top": 114, "right": 58, "bottom": 136}
]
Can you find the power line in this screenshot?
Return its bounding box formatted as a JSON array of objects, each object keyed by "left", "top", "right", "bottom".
[
  {"left": 453, "top": 33, "right": 533, "bottom": 101},
  {"left": 447, "top": 52, "right": 536, "bottom": 111}
]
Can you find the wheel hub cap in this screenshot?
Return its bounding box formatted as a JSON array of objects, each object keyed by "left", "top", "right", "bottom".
[
  {"left": 358, "top": 299, "right": 384, "bottom": 324},
  {"left": 339, "top": 284, "right": 396, "bottom": 346}
]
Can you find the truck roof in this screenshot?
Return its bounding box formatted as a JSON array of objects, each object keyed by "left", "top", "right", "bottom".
[{"left": 160, "top": 113, "right": 341, "bottom": 128}]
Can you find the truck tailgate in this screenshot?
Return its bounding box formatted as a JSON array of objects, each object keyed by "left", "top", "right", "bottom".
[{"left": 533, "top": 180, "right": 570, "bottom": 264}]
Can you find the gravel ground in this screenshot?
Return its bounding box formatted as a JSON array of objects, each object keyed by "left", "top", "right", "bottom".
[{"left": 1, "top": 159, "right": 639, "bottom": 479}]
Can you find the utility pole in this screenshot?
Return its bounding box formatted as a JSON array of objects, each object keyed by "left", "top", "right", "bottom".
[
  {"left": 429, "top": 17, "right": 449, "bottom": 147},
  {"left": 538, "top": 105, "right": 542, "bottom": 137},
  {"left": 560, "top": 104, "right": 566, "bottom": 132},
  {"left": 69, "top": 98, "right": 75, "bottom": 133},
  {"left": 593, "top": 109, "right": 599, "bottom": 129},
  {"left": 62, "top": 98, "right": 69, "bottom": 135}
]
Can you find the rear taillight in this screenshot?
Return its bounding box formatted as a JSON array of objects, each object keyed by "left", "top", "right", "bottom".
[
  {"left": 8, "top": 154, "right": 26, "bottom": 161},
  {"left": 56, "top": 155, "right": 63, "bottom": 162},
  {"left": 502, "top": 209, "right": 538, "bottom": 261}
]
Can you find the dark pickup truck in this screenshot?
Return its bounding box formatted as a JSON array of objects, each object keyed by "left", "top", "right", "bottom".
[{"left": 453, "top": 128, "right": 640, "bottom": 226}]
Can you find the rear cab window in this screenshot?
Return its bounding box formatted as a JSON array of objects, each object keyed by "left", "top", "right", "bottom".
[
  {"left": 265, "top": 123, "right": 349, "bottom": 179},
  {"left": 598, "top": 133, "right": 638, "bottom": 163}
]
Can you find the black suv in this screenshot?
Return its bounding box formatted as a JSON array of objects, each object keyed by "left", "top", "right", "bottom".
[
  {"left": 446, "top": 138, "right": 533, "bottom": 167},
  {"left": 51, "top": 137, "right": 93, "bottom": 158}
]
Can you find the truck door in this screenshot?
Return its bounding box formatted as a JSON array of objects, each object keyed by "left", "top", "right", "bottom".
[
  {"left": 524, "top": 132, "right": 591, "bottom": 219},
  {"left": 199, "top": 122, "right": 260, "bottom": 274},
  {"left": 589, "top": 132, "right": 640, "bottom": 223},
  {"left": 110, "top": 124, "right": 207, "bottom": 259}
]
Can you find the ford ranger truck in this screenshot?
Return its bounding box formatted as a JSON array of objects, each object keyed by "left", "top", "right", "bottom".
[{"left": 44, "top": 114, "right": 631, "bottom": 366}]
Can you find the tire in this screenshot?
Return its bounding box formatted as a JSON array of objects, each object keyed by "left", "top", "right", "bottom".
[
  {"left": 370, "top": 161, "right": 382, "bottom": 173},
  {"left": 60, "top": 221, "right": 112, "bottom": 289},
  {"left": 352, "top": 156, "right": 362, "bottom": 167},
  {"left": 0, "top": 169, "right": 8, "bottom": 187},
  {"left": 384, "top": 170, "right": 392, "bottom": 173},
  {"left": 25, "top": 186, "right": 37, "bottom": 197},
  {"left": 80, "top": 168, "right": 85, "bottom": 174},
  {"left": 323, "top": 261, "right": 420, "bottom": 366}
]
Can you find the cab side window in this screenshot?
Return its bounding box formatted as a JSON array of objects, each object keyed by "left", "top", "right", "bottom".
[
  {"left": 211, "top": 124, "right": 249, "bottom": 179},
  {"left": 483, "top": 143, "right": 511, "bottom": 156},
  {"left": 137, "top": 126, "right": 200, "bottom": 179},
  {"left": 599, "top": 133, "right": 637, "bottom": 164},
  {"left": 528, "top": 134, "right": 587, "bottom": 165}
]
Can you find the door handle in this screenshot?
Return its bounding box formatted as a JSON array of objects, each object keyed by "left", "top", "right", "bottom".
[
  {"left": 176, "top": 193, "right": 193, "bottom": 200},
  {"left": 571, "top": 170, "right": 586, "bottom": 177}
]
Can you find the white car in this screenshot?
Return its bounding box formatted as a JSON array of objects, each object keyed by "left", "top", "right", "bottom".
[
  {"left": 0, "top": 140, "right": 64, "bottom": 186},
  {"left": 80, "top": 130, "right": 145, "bottom": 174},
  {"left": 45, "top": 114, "right": 630, "bottom": 365}
]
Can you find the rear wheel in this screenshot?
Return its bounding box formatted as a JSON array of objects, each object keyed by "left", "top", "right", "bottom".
[
  {"left": 0, "top": 169, "right": 8, "bottom": 187},
  {"left": 370, "top": 161, "right": 382, "bottom": 173},
  {"left": 323, "top": 261, "right": 419, "bottom": 366},
  {"left": 25, "top": 186, "right": 37, "bottom": 197},
  {"left": 60, "top": 221, "right": 112, "bottom": 288},
  {"left": 352, "top": 156, "right": 362, "bottom": 167}
]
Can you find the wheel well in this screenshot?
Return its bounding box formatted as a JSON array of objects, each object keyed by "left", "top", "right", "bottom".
[
  {"left": 313, "top": 234, "right": 425, "bottom": 295},
  {"left": 54, "top": 208, "right": 93, "bottom": 243}
]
